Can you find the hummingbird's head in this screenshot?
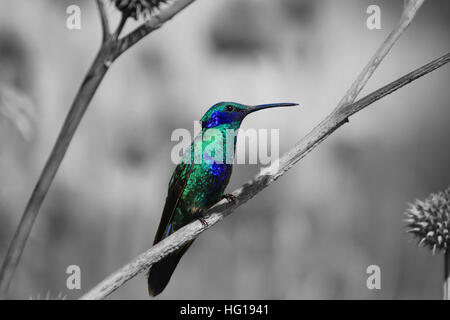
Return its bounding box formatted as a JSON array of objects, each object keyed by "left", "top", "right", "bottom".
[{"left": 200, "top": 101, "right": 299, "bottom": 130}]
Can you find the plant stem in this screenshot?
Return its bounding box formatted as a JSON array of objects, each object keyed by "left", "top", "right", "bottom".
[
  {"left": 80, "top": 53, "right": 449, "bottom": 300},
  {"left": 337, "top": 0, "right": 425, "bottom": 108},
  {"left": 0, "top": 46, "right": 112, "bottom": 298},
  {"left": 79, "top": 0, "right": 428, "bottom": 300},
  {"left": 0, "top": 0, "right": 197, "bottom": 298}
]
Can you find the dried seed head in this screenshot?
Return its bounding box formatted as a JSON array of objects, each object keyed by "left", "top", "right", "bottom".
[
  {"left": 405, "top": 187, "right": 450, "bottom": 254},
  {"left": 114, "top": 0, "right": 167, "bottom": 20}
]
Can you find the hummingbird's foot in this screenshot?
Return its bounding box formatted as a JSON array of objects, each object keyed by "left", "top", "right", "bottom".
[
  {"left": 222, "top": 193, "right": 237, "bottom": 204},
  {"left": 197, "top": 216, "right": 208, "bottom": 228}
]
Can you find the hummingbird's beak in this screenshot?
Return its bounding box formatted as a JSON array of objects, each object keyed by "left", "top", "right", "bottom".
[{"left": 245, "top": 103, "right": 299, "bottom": 115}]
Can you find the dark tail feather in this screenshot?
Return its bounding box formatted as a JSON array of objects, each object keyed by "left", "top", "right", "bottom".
[{"left": 147, "top": 240, "right": 194, "bottom": 297}]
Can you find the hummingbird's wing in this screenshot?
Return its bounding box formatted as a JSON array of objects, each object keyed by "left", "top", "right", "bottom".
[
  {"left": 148, "top": 162, "right": 195, "bottom": 297},
  {"left": 153, "top": 162, "right": 193, "bottom": 245}
]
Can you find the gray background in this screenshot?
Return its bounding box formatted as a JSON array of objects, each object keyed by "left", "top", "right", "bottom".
[{"left": 0, "top": 0, "right": 449, "bottom": 299}]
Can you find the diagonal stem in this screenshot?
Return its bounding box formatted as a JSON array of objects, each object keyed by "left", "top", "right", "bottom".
[
  {"left": 117, "top": 0, "right": 196, "bottom": 57},
  {"left": 79, "top": 0, "right": 428, "bottom": 300},
  {"left": 0, "top": 46, "right": 112, "bottom": 298},
  {"left": 80, "top": 53, "right": 449, "bottom": 300},
  {"left": 0, "top": 0, "right": 197, "bottom": 299},
  {"left": 337, "top": 0, "right": 424, "bottom": 108},
  {"left": 97, "top": 0, "right": 112, "bottom": 41}
]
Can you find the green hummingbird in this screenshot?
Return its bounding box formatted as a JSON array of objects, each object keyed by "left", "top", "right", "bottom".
[{"left": 148, "top": 101, "right": 298, "bottom": 296}]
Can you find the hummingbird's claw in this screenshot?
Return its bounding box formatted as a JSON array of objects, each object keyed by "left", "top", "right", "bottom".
[
  {"left": 198, "top": 216, "right": 208, "bottom": 228},
  {"left": 222, "top": 193, "right": 237, "bottom": 204}
]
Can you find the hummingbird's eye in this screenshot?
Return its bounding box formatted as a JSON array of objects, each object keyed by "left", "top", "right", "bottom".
[{"left": 225, "top": 105, "right": 234, "bottom": 112}]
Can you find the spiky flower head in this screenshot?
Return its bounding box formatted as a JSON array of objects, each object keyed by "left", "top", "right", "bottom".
[
  {"left": 405, "top": 187, "right": 450, "bottom": 254},
  {"left": 113, "top": 0, "right": 167, "bottom": 20}
]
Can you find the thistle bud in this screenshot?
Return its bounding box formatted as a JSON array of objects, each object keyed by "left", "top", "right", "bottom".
[
  {"left": 405, "top": 187, "right": 450, "bottom": 254},
  {"left": 114, "top": 0, "right": 167, "bottom": 20}
]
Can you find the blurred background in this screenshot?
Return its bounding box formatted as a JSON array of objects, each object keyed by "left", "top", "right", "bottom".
[{"left": 0, "top": 0, "right": 449, "bottom": 299}]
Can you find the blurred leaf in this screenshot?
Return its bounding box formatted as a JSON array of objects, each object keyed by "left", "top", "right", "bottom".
[
  {"left": 209, "top": 1, "right": 268, "bottom": 57},
  {"left": 0, "top": 85, "right": 36, "bottom": 141}
]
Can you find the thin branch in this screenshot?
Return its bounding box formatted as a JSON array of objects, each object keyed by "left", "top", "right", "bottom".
[
  {"left": 337, "top": 0, "right": 424, "bottom": 108},
  {"left": 97, "top": 0, "right": 111, "bottom": 42},
  {"left": 0, "top": 49, "right": 111, "bottom": 300},
  {"left": 117, "top": 0, "right": 196, "bottom": 57},
  {"left": 79, "top": 0, "right": 429, "bottom": 300},
  {"left": 0, "top": 0, "right": 197, "bottom": 298},
  {"left": 81, "top": 54, "right": 449, "bottom": 300},
  {"left": 113, "top": 13, "right": 128, "bottom": 40},
  {"left": 80, "top": 55, "right": 449, "bottom": 301}
]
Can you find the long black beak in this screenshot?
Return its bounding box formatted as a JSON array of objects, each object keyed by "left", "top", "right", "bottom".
[{"left": 245, "top": 103, "right": 299, "bottom": 114}]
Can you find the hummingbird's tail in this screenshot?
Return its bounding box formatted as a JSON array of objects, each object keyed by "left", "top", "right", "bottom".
[{"left": 147, "top": 240, "right": 194, "bottom": 297}]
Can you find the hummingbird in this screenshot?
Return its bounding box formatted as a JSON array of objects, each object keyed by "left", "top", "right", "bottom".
[{"left": 148, "top": 101, "right": 298, "bottom": 296}]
